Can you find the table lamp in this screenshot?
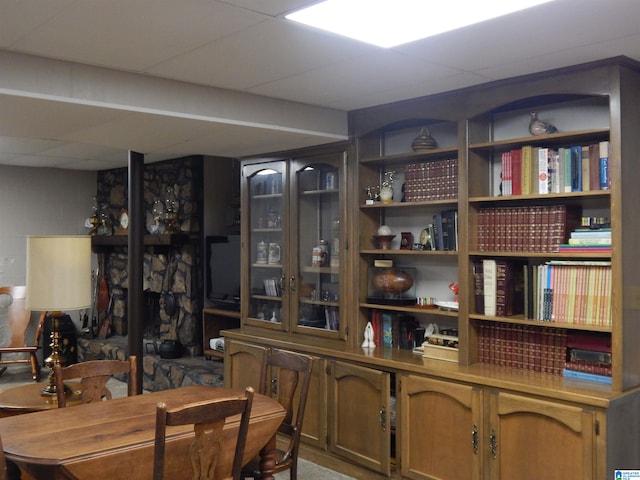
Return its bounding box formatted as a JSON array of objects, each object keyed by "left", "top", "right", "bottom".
[{"left": 26, "top": 235, "right": 92, "bottom": 396}]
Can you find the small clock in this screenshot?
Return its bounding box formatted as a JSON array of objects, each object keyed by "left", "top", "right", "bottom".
[{"left": 116, "top": 209, "right": 129, "bottom": 235}]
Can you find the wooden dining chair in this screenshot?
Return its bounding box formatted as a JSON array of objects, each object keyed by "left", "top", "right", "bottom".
[
  {"left": 153, "top": 386, "right": 254, "bottom": 480},
  {"left": 0, "top": 434, "right": 7, "bottom": 480},
  {"left": 0, "top": 286, "right": 46, "bottom": 382},
  {"left": 53, "top": 355, "right": 138, "bottom": 407},
  {"left": 241, "top": 350, "right": 313, "bottom": 480}
]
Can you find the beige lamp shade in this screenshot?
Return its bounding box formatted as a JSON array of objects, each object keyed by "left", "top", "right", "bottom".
[{"left": 26, "top": 235, "right": 92, "bottom": 311}]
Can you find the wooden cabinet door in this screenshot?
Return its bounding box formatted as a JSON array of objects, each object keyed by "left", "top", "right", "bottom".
[
  {"left": 328, "top": 360, "right": 391, "bottom": 476},
  {"left": 399, "top": 375, "right": 482, "bottom": 480},
  {"left": 487, "top": 391, "right": 596, "bottom": 480},
  {"left": 223, "top": 339, "right": 268, "bottom": 390},
  {"left": 299, "top": 356, "right": 328, "bottom": 449}
]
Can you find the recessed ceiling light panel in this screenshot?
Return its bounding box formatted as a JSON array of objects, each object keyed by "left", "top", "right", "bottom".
[{"left": 286, "top": 0, "right": 555, "bottom": 48}]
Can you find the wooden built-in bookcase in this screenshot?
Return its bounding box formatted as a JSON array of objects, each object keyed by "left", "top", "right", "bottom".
[{"left": 224, "top": 57, "right": 640, "bottom": 479}]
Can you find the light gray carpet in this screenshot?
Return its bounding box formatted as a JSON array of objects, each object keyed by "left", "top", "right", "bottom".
[{"left": 0, "top": 364, "right": 356, "bottom": 479}]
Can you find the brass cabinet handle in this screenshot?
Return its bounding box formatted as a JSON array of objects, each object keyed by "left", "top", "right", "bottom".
[
  {"left": 489, "top": 428, "right": 498, "bottom": 459},
  {"left": 471, "top": 425, "right": 479, "bottom": 454},
  {"left": 379, "top": 405, "right": 386, "bottom": 431},
  {"left": 289, "top": 275, "right": 296, "bottom": 292}
]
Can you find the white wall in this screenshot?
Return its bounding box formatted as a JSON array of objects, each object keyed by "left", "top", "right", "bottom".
[{"left": 0, "top": 165, "right": 96, "bottom": 286}]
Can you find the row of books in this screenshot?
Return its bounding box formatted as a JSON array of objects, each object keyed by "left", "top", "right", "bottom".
[
  {"left": 529, "top": 261, "right": 611, "bottom": 326},
  {"left": 476, "top": 204, "right": 581, "bottom": 253},
  {"left": 403, "top": 158, "right": 458, "bottom": 201},
  {"left": 475, "top": 259, "right": 612, "bottom": 326},
  {"left": 498, "top": 142, "right": 609, "bottom": 196},
  {"left": 556, "top": 227, "right": 611, "bottom": 254},
  {"left": 324, "top": 306, "right": 339, "bottom": 331},
  {"left": 478, "top": 322, "right": 567, "bottom": 375},
  {"left": 263, "top": 278, "right": 282, "bottom": 297},
  {"left": 369, "top": 310, "right": 421, "bottom": 350}
]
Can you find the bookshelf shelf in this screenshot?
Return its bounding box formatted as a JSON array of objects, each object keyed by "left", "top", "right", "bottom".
[
  {"left": 361, "top": 199, "right": 458, "bottom": 209},
  {"left": 360, "top": 303, "right": 458, "bottom": 318},
  {"left": 360, "top": 146, "right": 458, "bottom": 165},
  {"left": 468, "top": 189, "right": 610, "bottom": 203},
  {"left": 361, "top": 249, "right": 457, "bottom": 256},
  {"left": 469, "top": 314, "right": 612, "bottom": 333},
  {"left": 468, "top": 128, "right": 610, "bottom": 152}
]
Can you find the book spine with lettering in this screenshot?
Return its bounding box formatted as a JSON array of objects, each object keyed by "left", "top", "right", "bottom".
[
  {"left": 441, "top": 209, "right": 458, "bottom": 251},
  {"left": 432, "top": 213, "right": 444, "bottom": 251},
  {"left": 581, "top": 145, "right": 591, "bottom": 192},
  {"left": 561, "top": 147, "right": 572, "bottom": 192},
  {"left": 537, "top": 147, "right": 549, "bottom": 194},
  {"left": 521, "top": 145, "right": 532, "bottom": 195},
  {"left": 548, "top": 149, "right": 561, "bottom": 193},
  {"left": 483, "top": 259, "right": 497, "bottom": 316},
  {"left": 511, "top": 148, "right": 522, "bottom": 195},
  {"left": 473, "top": 261, "right": 485, "bottom": 314},
  {"left": 495, "top": 260, "right": 525, "bottom": 317},
  {"left": 588, "top": 143, "right": 600, "bottom": 190},
  {"left": 599, "top": 141, "right": 610, "bottom": 189},
  {"left": 570, "top": 145, "right": 582, "bottom": 192}
]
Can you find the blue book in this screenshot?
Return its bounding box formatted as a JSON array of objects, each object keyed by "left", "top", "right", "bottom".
[
  {"left": 570, "top": 146, "right": 582, "bottom": 192},
  {"left": 599, "top": 141, "right": 609, "bottom": 190},
  {"left": 563, "top": 368, "right": 612, "bottom": 384},
  {"left": 382, "top": 313, "right": 393, "bottom": 348}
]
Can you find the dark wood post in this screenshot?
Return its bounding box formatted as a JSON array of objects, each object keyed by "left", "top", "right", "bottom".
[{"left": 128, "top": 151, "right": 144, "bottom": 393}]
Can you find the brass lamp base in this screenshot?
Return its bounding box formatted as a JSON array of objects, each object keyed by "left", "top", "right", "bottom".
[{"left": 40, "top": 314, "right": 66, "bottom": 396}]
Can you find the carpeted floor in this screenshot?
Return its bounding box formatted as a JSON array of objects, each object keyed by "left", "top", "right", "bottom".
[{"left": 0, "top": 364, "right": 356, "bottom": 479}]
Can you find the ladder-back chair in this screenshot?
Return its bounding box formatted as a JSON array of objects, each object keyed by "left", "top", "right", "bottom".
[{"left": 0, "top": 286, "right": 45, "bottom": 381}]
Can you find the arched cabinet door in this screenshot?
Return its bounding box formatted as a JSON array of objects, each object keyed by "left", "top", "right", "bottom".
[{"left": 488, "top": 391, "right": 596, "bottom": 480}]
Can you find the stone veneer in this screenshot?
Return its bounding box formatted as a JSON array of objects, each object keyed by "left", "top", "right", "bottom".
[
  {"left": 95, "top": 156, "right": 204, "bottom": 354},
  {"left": 77, "top": 336, "right": 224, "bottom": 392}
]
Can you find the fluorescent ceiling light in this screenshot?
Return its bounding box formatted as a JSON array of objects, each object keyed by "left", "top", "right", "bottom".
[{"left": 286, "top": 0, "right": 555, "bottom": 48}]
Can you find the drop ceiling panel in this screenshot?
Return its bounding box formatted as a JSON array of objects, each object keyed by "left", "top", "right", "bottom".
[
  {"left": 7, "top": 0, "right": 268, "bottom": 72},
  {"left": 147, "top": 17, "right": 377, "bottom": 91}
]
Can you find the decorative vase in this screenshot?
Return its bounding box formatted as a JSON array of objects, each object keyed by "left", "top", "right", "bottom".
[
  {"left": 411, "top": 127, "right": 438, "bottom": 151},
  {"left": 379, "top": 185, "right": 393, "bottom": 204},
  {"left": 373, "top": 235, "right": 395, "bottom": 250}
]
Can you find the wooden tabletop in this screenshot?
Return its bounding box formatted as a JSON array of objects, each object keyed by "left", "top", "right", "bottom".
[
  {"left": 0, "top": 382, "right": 83, "bottom": 416},
  {"left": 0, "top": 385, "right": 285, "bottom": 480}
]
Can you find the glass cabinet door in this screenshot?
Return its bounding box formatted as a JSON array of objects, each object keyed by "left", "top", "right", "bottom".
[
  {"left": 291, "top": 153, "right": 345, "bottom": 336},
  {"left": 244, "top": 161, "right": 287, "bottom": 330}
]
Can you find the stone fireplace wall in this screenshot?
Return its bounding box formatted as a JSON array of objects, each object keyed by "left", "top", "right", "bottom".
[{"left": 95, "top": 156, "right": 204, "bottom": 354}]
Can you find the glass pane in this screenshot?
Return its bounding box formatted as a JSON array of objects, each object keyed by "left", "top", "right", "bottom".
[
  {"left": 297, "top": 163, "right": 340, "bottom": 330},
  {"left": 248, "top": 168, "right": 284, "bottom": 324}
]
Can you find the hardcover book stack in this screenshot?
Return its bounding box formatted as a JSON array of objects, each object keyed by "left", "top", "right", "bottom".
[
  {"left": 421, "top": 328, "right": 459, "bottom": 362},
  {"left": 563, "top": 331, "right": 612, "bottom": 384},
  {"left": 403, "top": 158, "right": 458, "bottom": 201},
  {"left": 476, "top": 204, "right": 581, "bottom": 252},
  {"left": 478, "top": 322, "right": 567, "bottom": 375},
  {"left": 557, "top": 226, "right": 611, "bottom": 254},
  {"left": 498, "top": 141, "right": 610, "bottom": 196}
]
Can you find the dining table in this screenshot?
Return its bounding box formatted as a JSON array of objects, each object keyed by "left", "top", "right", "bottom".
[{"left": 0, "top": 385, "right": 285, "bottom": 480}]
